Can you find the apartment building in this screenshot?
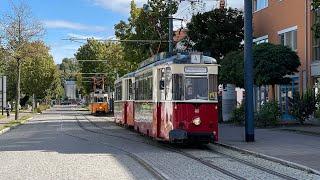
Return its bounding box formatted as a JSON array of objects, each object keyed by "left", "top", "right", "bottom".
[{"left": 252, "top": 0, "right": 318, "bottom": 119}]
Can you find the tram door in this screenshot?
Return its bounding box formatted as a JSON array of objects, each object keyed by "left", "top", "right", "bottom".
[{"left": 157, "top": 68, "right": 165, "bottom": 138}]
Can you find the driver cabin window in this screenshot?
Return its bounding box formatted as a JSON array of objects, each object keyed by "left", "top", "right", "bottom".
[{"left": 185, "top": 76, "right": 208, "bottom": 100}]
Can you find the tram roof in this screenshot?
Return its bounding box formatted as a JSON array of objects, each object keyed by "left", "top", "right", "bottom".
[{"left": 117, "top": 52, "right": 217, "bottom": 81}]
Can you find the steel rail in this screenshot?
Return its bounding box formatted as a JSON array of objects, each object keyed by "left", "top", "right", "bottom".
[
  {"left": 79, "top": 113, "right": 245, "bottom": 180},
  {"left": 81, "top": 113, "right": 303, "bottom": 180},
  {"left": 206, "top": 147, "right": 298, "bottom": 180},
  {"left": 66, "top": 114, "right": 169, "bottom": 180}
]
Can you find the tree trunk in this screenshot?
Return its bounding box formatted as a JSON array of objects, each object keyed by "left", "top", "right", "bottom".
[
  {"left": 271, "top": 84, "right": 276, "bottom": 101},
  {"left": 32, "top": 94, "right": 35, "bottom": 112},
  {"left": 15, "top": 59, "right": 21, "bottom": 120}
]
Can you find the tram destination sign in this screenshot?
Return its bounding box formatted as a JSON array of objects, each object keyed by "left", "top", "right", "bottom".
[{"left": 184, "top": 67, "right": 207, "bottom": 73}]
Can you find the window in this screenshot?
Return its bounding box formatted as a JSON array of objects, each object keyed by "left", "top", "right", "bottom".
[
  {"left": 126, "top": 79, "right": 134, "bottom": 100},
  {"left": 135, "top": 72, "right": 153, "bottom": 100},
  {"left": 254, "top": 35, "right": 269, "bottom": 44},
  {"left": 208, "top": 74, "right": 218, "bottom": 100},
  {"left": 165, "top": 67, "right": 172, "bottom": 100},
  {"left": 185, "top": 76, "right": 208, "bottom": 100},
  {"left": 279, "top": 28, "right": 297, "bottom": 51},
  {"left": 313, "top": 38, "right": 320, "bottom": 61},
  {"left": 172, "top": 74, "right": 184, "bottom": 100},
  {"left": 253, "top": 0, "right": 268, "bottom": 12},
  {"left": 115, "top": 82, "right": 122, "bottom": 101}
]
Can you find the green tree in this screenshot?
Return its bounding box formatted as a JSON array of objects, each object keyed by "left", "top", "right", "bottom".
[
  {"left": 219, "top": 44, "right": 300, "bottom": 96},
  {"left": 219, "top": 51, "right": 244, "bottom": 88},
  {"left": 187, "top": 8, "right": 244, "bottom": 61},
  {"left": 75, "top": 40, "right": 127, "bottom": 94},
  {"left": 0, "top": 46, "right": 7, "bottom": 74},
  {"left": 114, "top": 0, "right": 178, "bottom": 65},
  {"left": 312, "top": 0, "right": 320, "bottom": 39},
  {"left": 1, "top": 1, "right": 44, "bottom": 119},
  {"left": 254, "top": 43, "right": 300, "bottom": 100},
  {"left": 5, "top": 58, "right": 17, "bottom": 101},
  {"left": 21, "top": 41, "right": 60, "bottom": 101},
  {"left": 59, "top": 58, "right": 79, "bottom": 81}
]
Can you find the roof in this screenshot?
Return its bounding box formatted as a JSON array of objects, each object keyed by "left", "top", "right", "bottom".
[{"left": 116, "top": 52, "right": 217, "bottom": 81}]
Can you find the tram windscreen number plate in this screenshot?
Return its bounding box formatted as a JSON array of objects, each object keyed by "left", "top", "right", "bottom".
[
  {"left": 191, "top": 54, "right": 201, "bottom": 63},
  {"left": 184, "top": 67, "right": 207, "bottom": 73}
]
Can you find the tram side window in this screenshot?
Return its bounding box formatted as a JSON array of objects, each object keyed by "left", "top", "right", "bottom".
[
  {"left": 126, "top": 79, "right": 133, "bottom": 100},
  {"left": 159, "top": 68, "right": 165, "bottom": 101},
  {"left": 165, "top": 67, "right": 172, "bottom": 100},
  {"left": 135, "top": 72, "right": 153, "bottom": 100},
  {"left": 172, "top": 74, "right": 184, "bottom": 100},
  {"left": 115, "top": 82, "right": 122, "bottom": 101},
  {"left": 209, "top": 74, "right": 218, "bottom": 100}
]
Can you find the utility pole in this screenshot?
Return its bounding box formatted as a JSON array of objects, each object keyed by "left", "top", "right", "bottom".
[
  {"left": 168, "top": 0, "right": 174, "bottom": 54},
  {"left": 15, "top": 58, "right": 21, "bottom": 120},
  {"left": 244, "top": 0, "right": 254, "bottom": 142},
  {"left": 1, "top": 76, "right": 4, "bottom": 115}
]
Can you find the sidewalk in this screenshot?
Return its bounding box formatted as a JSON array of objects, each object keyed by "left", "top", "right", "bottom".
[
  {"left": 219, "top": 124, "right": 320, "bottom": 171},
  {"left": 279, "top": 125, "right": 320, "bottom": 136},
  {"left": 0, "top": 112, "right": 32, "bottom": 129}
]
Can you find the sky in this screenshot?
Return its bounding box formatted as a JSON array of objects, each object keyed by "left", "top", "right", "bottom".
[{"left": 0, "top": 0, "right": 243, "bottom": 64}]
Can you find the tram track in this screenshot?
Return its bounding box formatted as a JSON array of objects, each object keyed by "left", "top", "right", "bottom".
[
  {"left": 204, "top": 146, "right": 298, "bottom": 180},
  {"left": 59, "top": 110, "right": 168, "bottom": 180},
  {"left": 78, "top": 112, "right": 303, "bottom": 180},
  {"left": 75, "top": 117, "right": 169, "bottom": 180},
  {"left": 76, "top": 113, "right": 246, "bottom": 180}
]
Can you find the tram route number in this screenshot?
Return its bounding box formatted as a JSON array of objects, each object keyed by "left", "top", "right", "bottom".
[{"left": 209, "top": 92, "right": 218, "bottom": 100}]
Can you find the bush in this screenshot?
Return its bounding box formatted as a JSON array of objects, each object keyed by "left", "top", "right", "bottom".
[
  {"left": 315, "top": 108, "right": 320, "bottom": 119},
  {"left": 256, "top": 101, "right": 280, "bottom": 127},
  {"left": 35, "top": 104, "right": 50, "bottom": 113},
  {"left": 290, "top": 89, "right": 319, "bottom": 124},
  {"left": 230, "top": 103, "right": 245, "bottom": 125}
]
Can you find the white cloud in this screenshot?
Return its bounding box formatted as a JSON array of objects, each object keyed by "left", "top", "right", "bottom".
[
  {"left": 92, "top": 0, "right": 243, "bottom": 14},
  {"left": 67, "top": 33, "right": 104, "bottom": 40},
  {"left": 43, "top": 20, "right": 108, "bottom": 32},
  {"left": 91, "top": 0, "right": 146, "bottom": 14}
]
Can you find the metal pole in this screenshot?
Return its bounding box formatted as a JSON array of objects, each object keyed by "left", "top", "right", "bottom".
[
  {"left": 244, "top": 0, "right": 255, "bottom": 142},
  {"left": 2, "top": 76, "right": 3, "bottom": 115},
  {"left": 168, "top": 0, "right": 174, "bottom": 54}
]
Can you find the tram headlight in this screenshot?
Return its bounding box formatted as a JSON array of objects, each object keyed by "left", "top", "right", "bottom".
[{"left": 192, "top": 117, "right": 201, "bottom": 126}]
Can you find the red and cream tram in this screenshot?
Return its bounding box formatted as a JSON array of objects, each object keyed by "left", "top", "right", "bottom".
[{"left": 114, "top": 52, "right": 219, "bottom": 143}]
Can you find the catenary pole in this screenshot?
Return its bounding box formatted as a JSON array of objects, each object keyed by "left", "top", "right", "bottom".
[
  {"left": 244, "top": 0, "right": 255, "bottom": 142},
  {"left": 168, "top": 0, "right": 174, "bottom": 54}
]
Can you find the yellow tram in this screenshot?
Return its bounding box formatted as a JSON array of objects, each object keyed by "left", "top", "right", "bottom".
[
  {"left": 89, "top": 76, "right": 110, "bottom": 115},
  {"left": 90, "top": 92, "right": 109, "bottom": 114}
]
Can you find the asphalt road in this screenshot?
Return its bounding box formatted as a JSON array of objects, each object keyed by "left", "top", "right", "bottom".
[{"left": 0, "top": 106, "right": 319, "bottom": 180}]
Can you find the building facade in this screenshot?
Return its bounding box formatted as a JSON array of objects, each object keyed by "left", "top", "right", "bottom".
[
  {"left": 64, "top": 81, "right": 77, "bottom": 100},
  {"left": 252, "top": 0, "right": 318, "bottom": 119}
]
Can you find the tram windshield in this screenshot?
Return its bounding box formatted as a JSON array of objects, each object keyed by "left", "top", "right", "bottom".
[
  {"left": 185, "top": 77, "right": 208, "bottom": 100},
  {"left": 94, "top": 96, "right": 107, "bottom": 103}
]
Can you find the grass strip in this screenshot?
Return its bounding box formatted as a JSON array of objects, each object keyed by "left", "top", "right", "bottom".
[{"left": 0, "top": 114, "right": 33, "bottom": 131}]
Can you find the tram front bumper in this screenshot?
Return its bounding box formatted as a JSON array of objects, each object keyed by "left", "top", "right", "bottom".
[{"left": 169, "top": 129, "right": 214, "bottom": 143}]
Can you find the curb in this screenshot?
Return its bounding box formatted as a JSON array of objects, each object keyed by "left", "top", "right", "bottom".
[
  {"left": 279, "top": 128, "right": 320, "bottom": 137},
  {"left": 214, "top": 142, "right": 320, "bottom": 176},
  {"left": 0, "top": 117, "right": 33, "bottom": 136}
]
